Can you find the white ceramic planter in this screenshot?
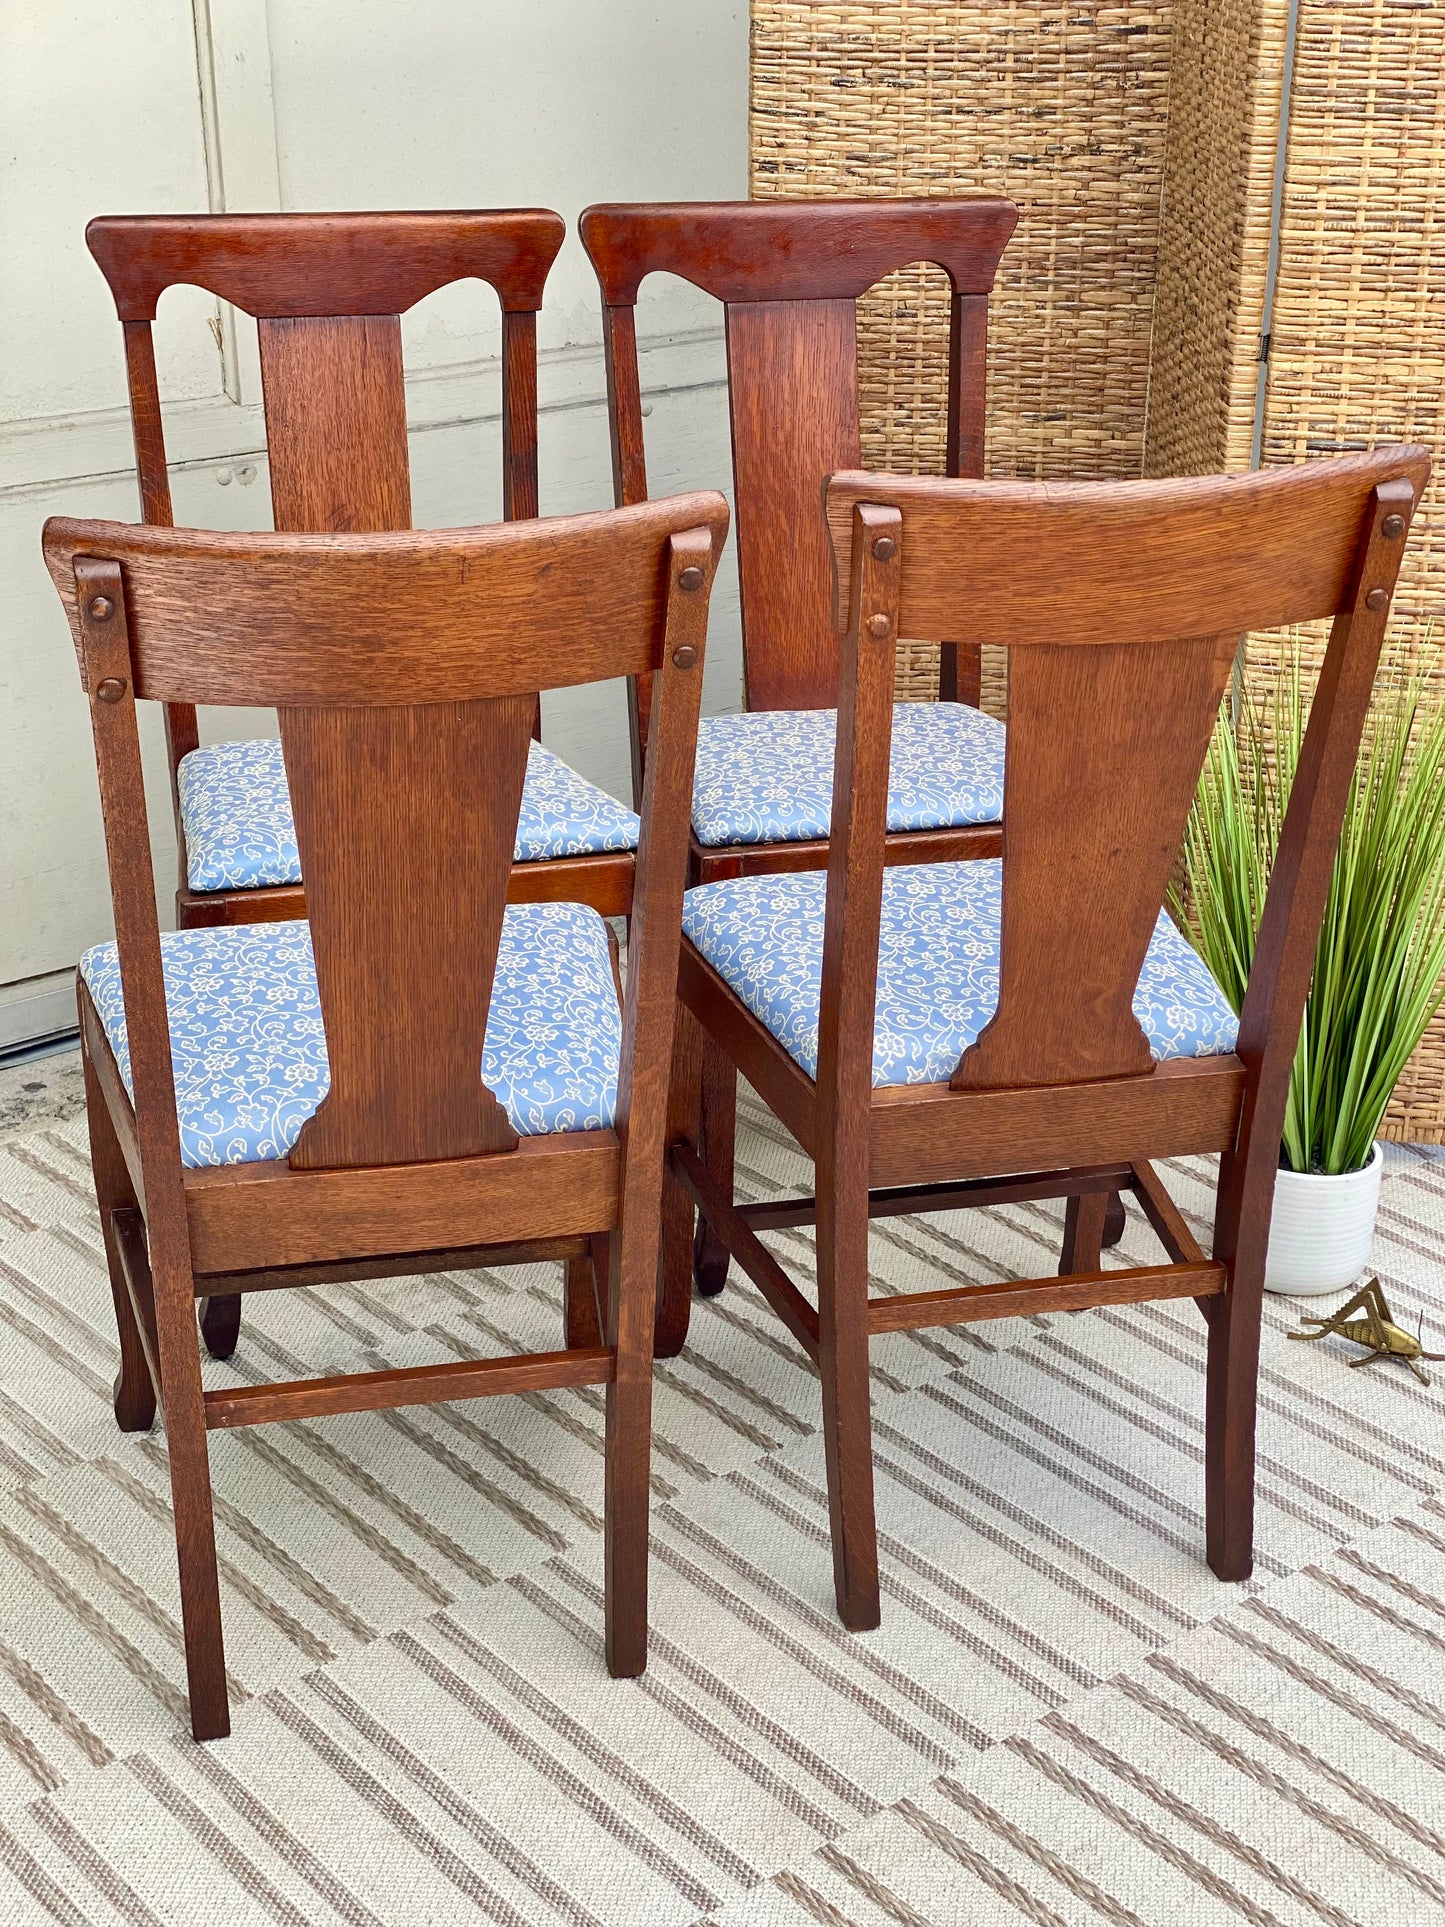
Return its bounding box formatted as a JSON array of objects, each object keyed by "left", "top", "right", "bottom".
[{"left": 1263, "top": 1141, "right": 1384, "bottom": 1296}]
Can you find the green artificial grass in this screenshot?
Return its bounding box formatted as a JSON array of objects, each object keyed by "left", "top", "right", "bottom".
[{"left": 1174, "top": 648, "right": 1445, "bottom": 1175}]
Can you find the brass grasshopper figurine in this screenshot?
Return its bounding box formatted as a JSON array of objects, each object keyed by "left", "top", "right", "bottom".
[{"left": 1289, "top": 1276, "right": 1444, "bottom": 1385}]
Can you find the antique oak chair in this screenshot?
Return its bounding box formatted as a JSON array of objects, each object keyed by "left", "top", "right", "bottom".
[
  {"left": 88, "top": 211, "right": 642, "bottom": 932},
  {"left": 666, "top": 447, "right": 1426, "bottom": 1631},
  {"left": 580, "top": 198, "right": 1028, "bottom": 1317},
  {"left": 44, "top": 487, "right": 727, "bottom": 1740},
  {"left": 90, "top": 212, "right": 654, "bottom": 1361}
]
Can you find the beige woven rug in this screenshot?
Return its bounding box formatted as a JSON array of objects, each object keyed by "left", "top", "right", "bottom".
[{"left": 0, "top": 1054, "right": 1443, "bottom": 1926}]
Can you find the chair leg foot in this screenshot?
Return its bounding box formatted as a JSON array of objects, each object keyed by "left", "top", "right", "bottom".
[
  {"left": 1102, "top": 1190, "right": 1127, "bottom": 1249},
  {"left": 692, "top": 1216, "right": 728, "bottom": 1297},
  {"left": 112, "top": 1367, "right": 156, "bottom": 1434},
  {"left": 817, "top": 1185, "right": 880, "bottom": 1634},
  {"left": 159, "top": 1345, "right": 231, "bottom": 1740},
  {"left": 199, "top": 1294, "right": 242, "bottom": 1360},
  {"left": 604, "top": 1333, "right": 653, "bottom": 1678},
  {"left": 1205, "top": 1251, "right": 1263, "bottom": 1584}
]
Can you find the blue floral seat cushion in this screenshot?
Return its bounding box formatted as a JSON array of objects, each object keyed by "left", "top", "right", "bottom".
[
  {"left": 690, "top": 702, "right": 1006, "bottom": 849},
  {"left": 177, "top": 737, "right": 641, "bottom": 892},
  {"left": 79, "top": 903, "right": 621, "bottom": 1167},
  {"left": 681, "top": 860, "right": 1239, "bottom": 1086}
]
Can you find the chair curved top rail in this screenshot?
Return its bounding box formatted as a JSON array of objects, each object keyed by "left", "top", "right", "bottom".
[
  {"left": 87, "top": 210, "right": 566, "bottom": 321},
  {"left": 825, "top": 448, "right": 1433, "bottom": 646},
  {"left": 579, "top": 197, "right": 1018, "bottom": 307},
  {"left": 43, "top": 492, "right": 730, "bottom": 706}
]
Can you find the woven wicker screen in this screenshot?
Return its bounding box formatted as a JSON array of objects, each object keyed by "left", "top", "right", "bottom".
[
  {"left": 752, "top": 1, "right": 1177, "bottom": 718},
  {"left": 751, "top": 0, "right": 1445, "bottom": 1139}
]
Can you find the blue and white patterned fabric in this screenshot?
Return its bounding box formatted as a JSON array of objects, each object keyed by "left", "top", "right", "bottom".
[
  {"left": 682, "top": 860, "right": 1239, "bottom": 1086},
  {"left": 177, "top": 737, "right": 640, "bottom": 892},
  {"left": 690, "top": 702, "right": 1006, "bottom": 849},
  {"left": 79, "top": 903, "right": 621, "bottom": 1166}
]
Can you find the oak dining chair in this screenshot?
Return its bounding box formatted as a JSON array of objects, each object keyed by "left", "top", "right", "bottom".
[
  {"left": 88, "top": 210, "right": 642, "bottom": 932},
  {"left": 44, "top": 487, "right": 727, "bottom": 1741},
  {"left": 665, "top": 446, "right": 1427, "bottom": 1632},
  {"left": 580, "top": 198, "right": 1034, "bottom": 1325}
]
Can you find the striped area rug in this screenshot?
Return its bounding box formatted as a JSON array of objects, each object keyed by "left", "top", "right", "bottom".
[{"left": 0, "top": 1059, "right": 1443, "bottom": 1925}]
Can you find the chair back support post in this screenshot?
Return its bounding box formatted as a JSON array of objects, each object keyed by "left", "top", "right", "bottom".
[
  {"left": 942, "top": 291, "right": 990, "bottom": 704},
  {"left": 816, "top": 505, "right": 902, "bottom": 1127},
  {"left": 579, "top": 199, "right": 1018, "bottom": 799},
  {"left": 71, "top": 555, "right": 225, "bottom": 1719},
  {"left": 117, "top": 319, "right": 194, "bottom": 773},
  {"left": 1211, "top": 478, "right": 1418, "bottom": 1277}
]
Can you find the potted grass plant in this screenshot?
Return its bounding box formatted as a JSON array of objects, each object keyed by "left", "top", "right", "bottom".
[{"left": 1175, "top": 646, "right": 1445, "bottom": 1294}]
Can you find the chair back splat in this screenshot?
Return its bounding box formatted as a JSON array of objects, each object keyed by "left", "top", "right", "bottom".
[
  {"left": 579, "top": 199, "right": 1018, "bottom": 792},
  {"left": 86, "top": 211, "right": 565, "bottom": 886}
]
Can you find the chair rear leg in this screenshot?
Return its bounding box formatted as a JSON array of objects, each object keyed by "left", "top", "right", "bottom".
[
  {"left": 80, "top": 1023, "right": 155, "bottom": 1433},
  {"left": 1205, "top": 1262, "right": 1263, "bottom": 1582},
  {"left": 816, "top": 1183, "right": 880, "bottom": 1631},
  {"left": 603, "top": 1228, "right": 654, "bottom": 1678},
  {"left": 693, "top": 1037, "right": 735, "bottom": 1299},
  {"left": 199, "top": 1294, "right": 242, "bottom": 1360},
  {"left": 657, "top": 1002, "right": 702, "bottom": 1358},
  {"left": 123, "top": 1210, "right": 230, "bottom": 1740},
  {"left": 1060, "top": 1190, "right": 1109, "bottom": 1275}
]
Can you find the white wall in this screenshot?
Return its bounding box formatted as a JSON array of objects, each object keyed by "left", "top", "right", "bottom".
[{"left": 0, "top": 0, "right": 749, "bottom": 1041}]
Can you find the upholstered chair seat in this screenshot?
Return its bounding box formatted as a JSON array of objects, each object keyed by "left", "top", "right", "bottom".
[
  {"left": 682, "top": 859, "right": 1239, "bottom": 1082},
  {"left": 80, "top": 901, "right": 622, "bottom": 1165},
  {"left": 689, "top": 701, "right": 1005, "bottom": 848},
  {"left": 177, "top": 738, "right": 640, "bottom": 893}
]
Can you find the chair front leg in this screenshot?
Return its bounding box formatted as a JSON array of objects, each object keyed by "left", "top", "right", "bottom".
[
  {"left": 1059, "top": 1190, "right": 1110, "bottom": 1275},
  {"left": 693, "top": 1034, "right": 736, "bottom": 1299},
  {"left": 80, "top": 1023, "right": 155, "bottom": 1433},
  {"left": 565, "top": 1234, "right": 610, "bottom": 1349},
  {"left": 199, "top": 1293, "right": 242, "bottom": 1359},
  {"left": 657, "top": 999, "right": 703, "bottom": 1358},
  {"left": 1102, "top": 1191, "right": 1127, "bottom": 1249},
  {"left": 816, "top": 1171, "right": 881, "bottom": 1631},
  {"left": 1204, "top": 1256, "right": 1264, "bottom": 1583},
  {"left": 605, "top": 1221, "right": 655, "bottom": 1679}
]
